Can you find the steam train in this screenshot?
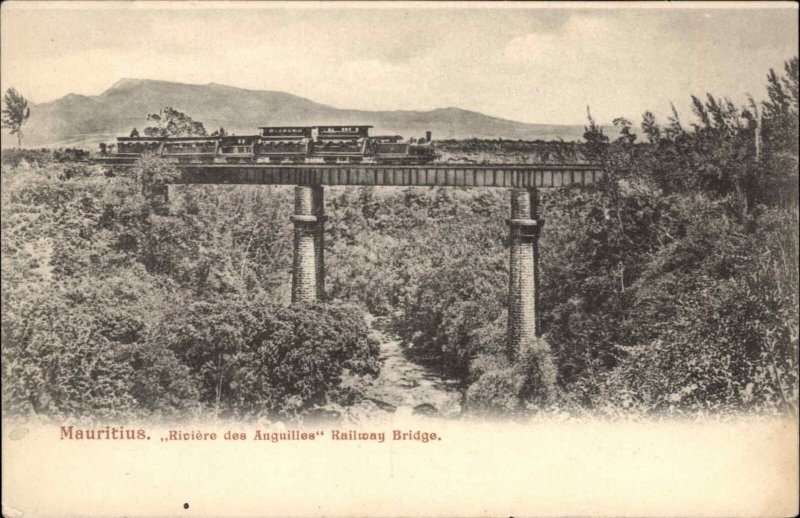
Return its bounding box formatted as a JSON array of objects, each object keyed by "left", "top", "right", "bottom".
[{"left": 111, "top": 125, "right": 437, "bottom": 165}]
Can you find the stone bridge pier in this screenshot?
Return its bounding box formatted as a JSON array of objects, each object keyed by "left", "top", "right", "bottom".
[
  {"left": 506, "top": 188, "right": 543, "bottom": 352},
  {"left": 291, "top": 185, "right": 326, "bottom": 304},
  {"left": 288, "top": 184, "right": 544, "bottom": 351}
]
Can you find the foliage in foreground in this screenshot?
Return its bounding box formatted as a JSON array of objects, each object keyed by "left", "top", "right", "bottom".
[
  {"left": 1, "top": 158, "right": 378, "bottom": 421},
  {"left": 155, "top": 298, "right": 379, "bottom": 419}
]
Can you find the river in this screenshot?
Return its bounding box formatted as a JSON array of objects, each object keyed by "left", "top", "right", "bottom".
[{"left": 358, "top": 314, "right": 463, "bottom": 419}]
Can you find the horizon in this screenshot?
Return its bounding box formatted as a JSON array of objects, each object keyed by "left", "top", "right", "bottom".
[{"left": 2, "top": 2, "right": 798, "bottom": 127}]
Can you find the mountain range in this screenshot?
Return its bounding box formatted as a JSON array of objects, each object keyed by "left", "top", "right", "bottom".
[{"left": 7, "top": 78, "right": 604, "bottom": 148}]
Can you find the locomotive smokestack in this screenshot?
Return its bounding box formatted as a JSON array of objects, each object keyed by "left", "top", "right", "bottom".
[{"left": 426, "top": 131, "right": 432, "bottom": 143}]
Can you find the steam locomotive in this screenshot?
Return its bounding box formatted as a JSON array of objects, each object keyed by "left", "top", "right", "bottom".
[{"left": 111, "top": 125, "right": 437, "bottom": 165}]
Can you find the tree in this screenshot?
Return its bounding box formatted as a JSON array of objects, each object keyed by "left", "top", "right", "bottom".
[
  {"left": 583, "top": 106, "right": 609, "bottom": 161},
  {"left": 210, "top": 127, "right": 227, "bottom": 137},
  {"left": 762, "top": 57, "right": 799, "bottom": 154},
  {"left": 613, "top": 117, "right": 637, "bottom": 146},
  {"left": 144, "top": 107, "right": 206, "bottom": 137},
  {"left": 2, "top": 88, "right": 31, "bottom": 148},
  {"left": 761, "top": 57, "right": 799, "bottom": 206},
  {"left": 641, "top": 111, "right": 661, "bottom": 144},
  {"left": 130, "top": 128, "right": 140, "bottom": 138}
]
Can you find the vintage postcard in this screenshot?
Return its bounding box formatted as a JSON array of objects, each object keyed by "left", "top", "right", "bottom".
[{"left": 1, "top": 1, "right": 798, "bottom": 516}]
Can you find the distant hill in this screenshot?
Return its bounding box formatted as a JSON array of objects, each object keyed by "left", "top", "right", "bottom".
[{"left": 7, "top": 78, "right": 610, "bottom": 148}]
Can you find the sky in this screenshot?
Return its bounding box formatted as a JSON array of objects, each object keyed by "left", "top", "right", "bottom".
[{"left": 1, "top": 1, "right": 797, "bottom": 125}]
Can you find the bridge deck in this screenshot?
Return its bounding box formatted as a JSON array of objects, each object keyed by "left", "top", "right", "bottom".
[{"left": 175, "top": 163, "right": 603, "bottom": 188}]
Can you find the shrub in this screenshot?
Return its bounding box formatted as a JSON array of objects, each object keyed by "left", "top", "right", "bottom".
[
  {"left": 154, "top": 297, "right": 380, "bottom": 418},
  {"left": 1, "top": 273, "right": 198, "bottom": 420},
  {"left": 581, "top": 271, "right": 797, "bottom": 416},
  {"left": 465, "top": 363, "right": 525, "bottom": 416},
  {"left": 1, "top": 148, "right": 52, "bottom": 168},
  {"left": 517, "top": 337, "right": 558, "bottom": 406},
  {"left": 464, "top": 336, "right": 557, "bottom": 416},
  {"left": 52, "top": 147, "right": 90, "bottom": 163}
]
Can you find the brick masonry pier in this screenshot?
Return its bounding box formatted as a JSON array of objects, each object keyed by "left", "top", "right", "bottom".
[
  {"left": 291, "top": 185, "right": 326, "bottom": 304},
  {"left": 507, "top": 188, "right": 542, "bottom": 352}
]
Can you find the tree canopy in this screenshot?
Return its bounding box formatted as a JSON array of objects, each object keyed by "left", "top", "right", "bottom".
[{"left": 144, "top": 107, "right": 207, "bottom": 137}]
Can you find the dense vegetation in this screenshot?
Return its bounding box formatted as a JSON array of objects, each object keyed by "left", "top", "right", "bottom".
[
  {"left": 324, "top": 60, "right": 799, "bottom": 418},
  {"left": 434, "top": 139, "right": 586, "bottom": 164},
  {"left": 2, "top": 58, "right": 798, "bottom": 421},
  {"left": 1, "top": 156, "right": 378, "bottom": 421}
]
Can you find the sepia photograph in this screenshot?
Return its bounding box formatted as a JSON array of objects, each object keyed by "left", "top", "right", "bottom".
[{"left": 1, "top": 1, "right": 798, "bottom": 516}]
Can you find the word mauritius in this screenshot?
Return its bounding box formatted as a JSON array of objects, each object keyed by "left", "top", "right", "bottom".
[{"left": 60, "top": 427, "right": 441, "bottom": 443}]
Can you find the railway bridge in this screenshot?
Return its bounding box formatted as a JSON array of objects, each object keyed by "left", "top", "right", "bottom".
[{"left": 164, "top": 163, "right": 604, "bottom": 353}]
